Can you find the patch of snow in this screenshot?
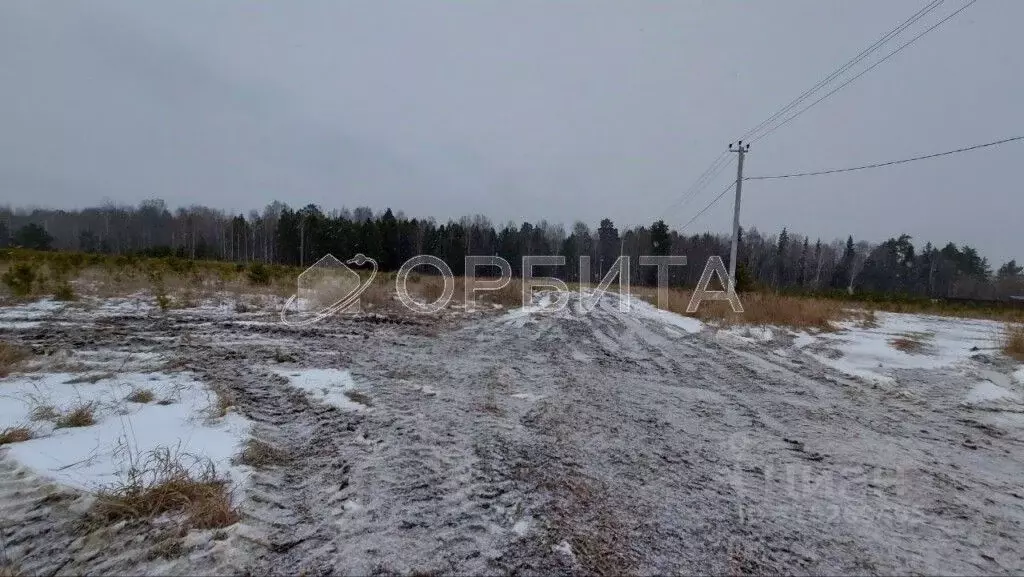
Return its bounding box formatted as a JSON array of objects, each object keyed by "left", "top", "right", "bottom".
[
  {"left": 552, "top": 540, "right": 576, "bottom": 563},
  {"left": 0, "top": 371, "right": 251, "bottom": 491},
  {"left": 1014, "top": 367, "right": 1024, "bottom": 385},
  {"left": 0, "top": 298, "right": 68, "bottom": 319},
  {"left": 414, "top": 385, "right": 437, "bottom": 396},
  {"left": 0, "top": 321, "right": 42, "bottom": 329},
  {"left": 964, "top": 381, "right": 1022, "bottom": 405},
  {"left": 799, "top": 312, "right": 1005, "bottom": 383},
  {"left": 272, "top": 368, "right": 367, "bottom": 410},
  {"left": 719, "top": 325, "right": 774, "bottom": 345},
  {"left": 628, "top": 297, "right": 703, "bottom": 334},
  {"left": 792, "top": 333, "right": 817, "bottom": 349},
  {"left": 511, "top": 518, "right": 531, "bottom": 537},
  {"left": 570, "top": 348, "right": 591, "bottom": 362}
]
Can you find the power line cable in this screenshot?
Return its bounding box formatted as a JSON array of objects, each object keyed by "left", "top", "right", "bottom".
[
  {"left": 673, "top": 154, "right": 735, "bottom": 215},
  {"left": 746, "top": 135, "right": 1024, "bottom": 180},
  {"left": 657, "top": 151, "right": 731, "bottom": 218},
  {"left": 751, "top": 0, "right": 978, "bottom": 144},
  {"left": 679, "top": 181, "right": 737, "bottom": 231},
  {"left": 740, "top": 0, "right": 945, "bottom": 143}
]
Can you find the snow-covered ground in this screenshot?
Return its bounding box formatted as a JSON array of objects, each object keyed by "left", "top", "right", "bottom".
[
  {"left": 792, "top": 311, "right": 1007, "bottom": 384},
  {"left": 0, "top": 370, "right": 251, "bottom": 490},
  {"left": 271, "top": 368, "right": 368, "bottom": 411},
  {"left": 1, "top": 292, "right": 1023, "bottom": 575}
]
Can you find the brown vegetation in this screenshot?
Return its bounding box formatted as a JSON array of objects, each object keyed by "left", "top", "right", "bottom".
[
  {"left": 640, "top": 288, "right": 850, "bottom": 331},
  {"left": 91, "top": 448, "right": 238, "bottom": 529},
  {"left": 237, "top": 438, "right": 291, "bottom": 468},
  {"left": 890, "top": 335, "right": 927, "bottom": 354},
  {"left": 0, "top": 342, "right": 31, "bottom": 377},
  {"left": 54, "top": 402, "right": 96, "bottom": 428},
  {"left": 1005, "top": 323, "right": 1024, "bottom": 361},
  {"left": 207, "top": 384, "right": 233, "bottom": 418},
  {"left": 0, "top": 426, "right": 32, "bottom": 445},
  {"left": 126, "top": 388, "right": 155, "bottom": 404}
]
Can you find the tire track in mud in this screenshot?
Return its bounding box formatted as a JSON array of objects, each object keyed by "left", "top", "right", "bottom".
[
  {"left": 4, "top": 297, "right": 1024, "bottom": 574},
  {"left": 462, "top": 295, "right": 1024, "bottom": 575},
  {"left": 186, "top": 320, "right": 534, "bottom": 575}
]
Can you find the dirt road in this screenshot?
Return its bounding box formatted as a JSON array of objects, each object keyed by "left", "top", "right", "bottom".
[{"left": 3, "top": 293, "right": 1023, "bottom": 575}]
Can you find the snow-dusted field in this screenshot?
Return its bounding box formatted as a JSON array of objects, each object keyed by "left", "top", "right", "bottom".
[{"left": 1, "top": 292, "right": 1023, "bottom": 574}]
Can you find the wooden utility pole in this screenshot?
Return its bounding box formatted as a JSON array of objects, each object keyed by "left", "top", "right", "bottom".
[{"left": 728, "top": 141, "right": 750, "bottom": 291}]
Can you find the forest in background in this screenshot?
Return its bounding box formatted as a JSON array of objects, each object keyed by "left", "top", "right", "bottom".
[{"left": 1, "top": 200, "right": 1021, "bottom": 301}]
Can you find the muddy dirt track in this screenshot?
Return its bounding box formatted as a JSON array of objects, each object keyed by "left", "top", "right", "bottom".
[{"left": 2, "top": 293, "right": 1023, "bottom": 575}]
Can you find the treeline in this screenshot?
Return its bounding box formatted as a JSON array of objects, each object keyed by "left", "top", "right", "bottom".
[{"left": 1, "top": 200, "right": 1021, "bottom": 300}]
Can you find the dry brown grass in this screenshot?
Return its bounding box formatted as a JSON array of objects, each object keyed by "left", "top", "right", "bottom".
[
  {"left": 237, "top": 438, "right": 291, "bottom": 468},
  {"left": 29, "top": 404, "right": 59, "bottom": 422},
  {"left": 853, "top": 308, "right": 879, "bottom": 329},
  {"left": 890, "top": 336, "right": 927, "bottom": 354},
  {"left": 91, "top": 447, "right": 238, "bottom": 529},
  {"left": 640, "top": 288, "right": 849, "bottom": 331},
  {"left": 358, "top": 275, "right": 395, "bottom": 310},
  {"left": 420, "top": 280, "right": 445, "bottom": 303},
  {"left": 64, "top": 371, "right": 117, "bottom": 384},
  {"left": 475, "top": 279, "right": 524, "bottom": 308},
  {"left": 126, "top": 388, "right": 155, "bottom": 403},
  {"left": 0, "top": 426, "right": 32, "bottom": 445},
  {"left": 55, "top": 402, "right": 96, "bottom": 428},
  {"left": 1004, "top": 323, "right": 1024, "bottom": 361},
  {"left": 0, "top": 342, "right": 31, "bottom": 377},
  {"left": 207, "top": 384, "right": 233, "bottom": 418}
]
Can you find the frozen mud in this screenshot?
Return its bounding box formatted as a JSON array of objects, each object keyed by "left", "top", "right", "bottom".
[{"left": 1, "top": 293, "right": 1022, "bottom": 575}]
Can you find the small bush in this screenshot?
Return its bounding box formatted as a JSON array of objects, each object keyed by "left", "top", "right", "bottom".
[
  {"left": 2, "top": 262, "right": 37, "bottom": 296},
  {"left": 247, "top": 262, "right": 271, "bottom": 286},
  {"left": 148, "top": 269, "right": 171, "bottom": 310},
  {"left": 0, "top": 342, "right": 32, "bottom": 377},
  {"left": 53, "top": 281, "right": 77, "bottom": 301},
  {"left": 126, "top": 388, "right": 155, "bottom": 403},
  {"left": 91, "top": 447, "right": 238, "bottom": 529},
  {"left": 55, "top": 402, "right": 97, "bottom": 428},
  {"left": 156, "top": 294, "right": 172, "bottom": 311},
  {"left": 0, "top": 426, "right": 32, "bottom": 445},
  {"left": 1005, "top": 324, "right": 1024, "bottom": 361}
]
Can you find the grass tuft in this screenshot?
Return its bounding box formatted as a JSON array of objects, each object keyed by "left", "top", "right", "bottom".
[
  {"left": 0, "top": 342, "right": 31, "bottom": 378},
  {"left": 91, "top": 446, "right": 238, "bottom": 529},
  {"left": 237, "top": 438, "right": 291, "bottom": 468},
  {"left": 208, "top": 384, "right": 233, "bottom": 418},
  {"left": 53, "top": 281, "right": 77, "bottom": 301},
  {"left": 126, "top": 388, "right": 155, "bottom": 404},
  {"left": 55, "top": 402, "right": 97, "bottom": 428},
  {"left": 890, "top": 336, "right": 926, "bottom": 354},
  {"left": 29, "top": 404, "right": 59, "bottom": 422},
  {"left": 1005, "top": 323, "right": 1024, "bottom": 361},
  {"left": 0, "top": 426, "right": 32, "bottom": 445}
]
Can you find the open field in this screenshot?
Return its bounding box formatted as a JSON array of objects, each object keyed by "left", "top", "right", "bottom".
[{"left": 1, "top": 278, "right": 1023, "bottom": 575}]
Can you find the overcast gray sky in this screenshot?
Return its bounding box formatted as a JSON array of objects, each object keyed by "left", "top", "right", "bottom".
[{"left": 1, "top": 1, "right": 1020, "bottom": 265}]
